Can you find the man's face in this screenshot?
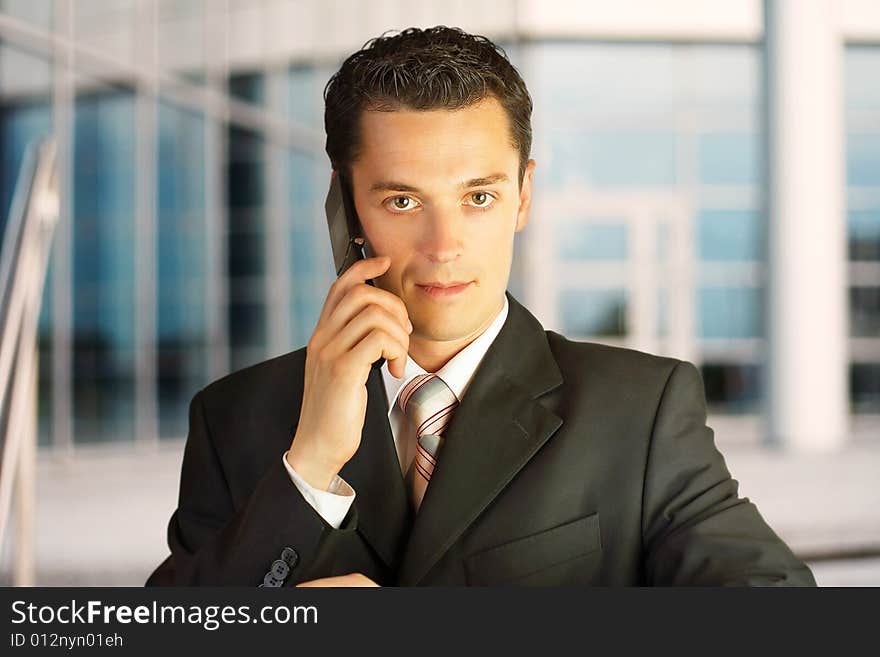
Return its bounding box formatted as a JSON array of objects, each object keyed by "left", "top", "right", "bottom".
[{"left": 349, "top": 95, "right": 535, "bottom": 345}]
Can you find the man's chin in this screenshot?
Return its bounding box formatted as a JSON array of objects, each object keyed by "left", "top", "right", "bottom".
[{"left": 411, "top": 319, "right": 474, "bottom": 343}]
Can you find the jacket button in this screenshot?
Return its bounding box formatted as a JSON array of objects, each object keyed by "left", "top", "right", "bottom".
[
  {"left": 281, "top": 547, "right": 299, "bottom": 568},
  {"left": 270, "top": 559, "right": 289, "bottom": 580},
  {"left": 263, "top": 572, "right": 283, "bottom": 587}
]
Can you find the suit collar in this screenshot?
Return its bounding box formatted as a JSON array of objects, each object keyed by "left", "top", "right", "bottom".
[
  {"left": 380, "top": 294, "right": 510, "bottom": 412},
  {"left": 396, "top": 291, "right": 564, "bottom": 585},
  {"left": 291, "top": 291, "right": 563, "bottom": 580}
]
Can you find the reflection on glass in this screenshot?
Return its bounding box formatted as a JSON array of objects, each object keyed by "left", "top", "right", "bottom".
[
  {"left": 0, "top": 97, "right": 51, "bottom": 242},
  {"left": 227, "top": 125, "right": 266, "bottom": 371},
  {"left": 850, "top": 363, "right": 880, "bottom": 413},
  {"left": 288, "top": 150, "right": 329, "bottom": 349},
  {"left": 700, "top": 363, "right": 761, "bottom": 414},
  {"left": 559, "top": 288, "right": 627, "bottom": 337},
  {"left": 848, "top": 209, "right": 880, "bottom": 261},
  {"left": 289, "top": 66, "right": 318, "bottom": 127},
  {"left": 698, "top": 286, "right": 762, "bottom": 339},
  {"left": 229, "top": 72, "right": 265, "bottom": 107},
  {"left": 657, "top": 287, "right": 668, "bottom": 338},
  {"left": 849, "top": 287, "right": 880, "bottom": 338},
  {"left": 531, "top": 43, "right": 759, "bottom": 191},
  {"left": 697, "top": 208, "right": 763, "bottom": 262},
  {"left": 73, "top": 88, "right": 136, "bottom": 443},
  {"left": 558, "top": 222, "right": 627, "bottom": 261},
  {"left": 530, "top": 43, "right": 678, "bottom": 117},
  {"left": 847, "top": 133, "right": 880, "bottom": 187},
  {"left": 698, "top": 133, "right": 758, "bottom": 185},
  {"left": 157, "top": 102, "right": 207, "bottom": 439},
  {"left": 845, "top": 46, "right": 880, "bottom": 417},
  {"left": 545, "top": 129, "right": 677, "bottom": 188}
]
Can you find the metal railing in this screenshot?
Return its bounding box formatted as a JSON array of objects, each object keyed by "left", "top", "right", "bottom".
[{"left": 0, "top": 138, "right": 59, "bottom": 586}]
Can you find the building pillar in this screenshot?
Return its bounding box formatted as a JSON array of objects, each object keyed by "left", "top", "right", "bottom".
[{"left": 764, "top": 0, "right": 849, "bottom": 450}]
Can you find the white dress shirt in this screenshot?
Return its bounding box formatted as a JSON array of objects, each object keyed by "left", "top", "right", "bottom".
[{"left": 282, "top": 294, "right": 510, "bottom": 529}]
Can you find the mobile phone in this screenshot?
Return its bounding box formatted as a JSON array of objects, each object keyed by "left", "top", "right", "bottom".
[
  {"left": 325, "top": 171, "right": 375, "bottom": 279},
  {"left": 324, "top": 171, "right": 385, "bottom": 369}
]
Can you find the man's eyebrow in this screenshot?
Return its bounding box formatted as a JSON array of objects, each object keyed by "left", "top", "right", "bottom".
[{"left": 369, "top": 173, "right": 510, "bottom": 194}]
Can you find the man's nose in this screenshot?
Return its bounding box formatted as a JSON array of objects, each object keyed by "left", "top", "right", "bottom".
[{"left": 420, "top": 209, "right": 463, "bottom": 264}]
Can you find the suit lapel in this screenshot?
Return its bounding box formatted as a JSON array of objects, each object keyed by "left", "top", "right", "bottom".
[
  {"left": 338, "top": 363, "right": 413, "bottom": 571},
  {"left": 397, "top": 292, "right": 564, "bottom": 586}
]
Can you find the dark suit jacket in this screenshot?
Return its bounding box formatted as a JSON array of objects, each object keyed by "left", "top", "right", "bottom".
[{"left": 146, "top": 292, "right": 815, "bottom": 586}]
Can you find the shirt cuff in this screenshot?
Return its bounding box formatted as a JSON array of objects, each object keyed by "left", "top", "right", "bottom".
[{"left": 282, "top": 450, "right": 356, "bottom": 529}]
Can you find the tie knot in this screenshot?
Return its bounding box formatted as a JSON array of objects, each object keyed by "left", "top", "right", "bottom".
[{"left": 397, "top": 373, "right": 459, "bottom": 438}]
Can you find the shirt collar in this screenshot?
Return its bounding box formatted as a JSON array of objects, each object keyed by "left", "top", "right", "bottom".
[{"left": 381, "top": 294, "right": 509, "bottom": 418}]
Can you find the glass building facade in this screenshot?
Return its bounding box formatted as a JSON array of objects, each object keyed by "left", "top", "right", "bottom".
[{"left": 0, "top": 1, "right": 877, "bottom": 451}]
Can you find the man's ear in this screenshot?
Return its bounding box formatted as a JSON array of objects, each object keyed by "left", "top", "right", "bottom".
[{"left": 515, "top": 159, "right": 536, "bottom": 233}]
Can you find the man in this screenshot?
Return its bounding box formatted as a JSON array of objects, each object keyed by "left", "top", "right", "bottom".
[{"left": 147, "top": 26, "right": 815, "bottom": 587}]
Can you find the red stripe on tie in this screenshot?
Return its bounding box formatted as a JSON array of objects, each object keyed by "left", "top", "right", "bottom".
[
  {"left": 400, "top": 374, "right": 435, "bottom": 412},
  {"left": 415, "top": 461, "right": 433, "bottom": 481},
  {"left": 420, "top": 409, "right": 456, "bottom": 436},
  {"left": 416, "top": 402, "right": 457, "bottom": 435},
  {"left": 416, "top": 455, "right": 434, "bottom": 476},
  {"left": 417, "top": 443, "right": 437, "bottom": 467}
]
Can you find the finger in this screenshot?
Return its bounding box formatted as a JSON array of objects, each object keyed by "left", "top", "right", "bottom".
[
  {"left": 327, "top": 283, "right": 412, "bottom": 339},
  {"left": 321, "top": 312, "right": 409, "bottom": 378},
  {"left": 323, "top": 304, "right": 410, "bottom": 367},
  {"left": 344, "top": 328, "right": 409, "bottom": 383},
  {"left": 322, "top": 256, "right": 391, "bottom": 320}
]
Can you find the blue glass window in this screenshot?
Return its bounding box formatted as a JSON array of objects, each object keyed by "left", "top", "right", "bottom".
[
  {"left": 850, "top": 287, "right": 880, "bottom": 338},
  {"left": 558, "top": 222, "right": 627, "bottom": 261},
  {"left": 698, "top": 133, "right": 759, "bottom": 185},
  {"left": 0, "top": 100, "right": 53, "bottom": 445},
  {"left": 288, "top": 66, "right": 318, "bottom": 127},
  {"left": 849, "top": 209, "right": 880, "bottom": 262},
  {"left": 227, "top": 125, "right": 266, "bottom": 371},
  {"left": 847, "top": 133, "right": 880, "bottom": 187},
  {"left": 228, "top": 72, "right": 265, "bottom": 106},
  {"left": 289, "top": 150, "right": 331, "bottom": 348},
  {"left": 697, "top": 208, "right": 763, "bottom": 261},
  {"left": 72, "top": 89, "right": 136, "bottom": 443},
  {"left": 559, "top": 288, "right": 627, "bottom": 337},
  {"left": 546, "top": 130, "right": 677, "bottom": 188},
  {"left": 698, "top": 286, "right": 762, "bottom": 339},
  {"left": 700, "top": 363, "right": 761, "bottom": 414},
  {"left": 157, "top": 102, "right": 207, "bottom": 438},
  {"left": 851, "top": 363, "right": 880, "bottom": 413}
]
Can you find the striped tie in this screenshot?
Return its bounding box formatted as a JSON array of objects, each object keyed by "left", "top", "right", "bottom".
[{"left": 397, "top": 373, "right": 459, "bottom": 511}]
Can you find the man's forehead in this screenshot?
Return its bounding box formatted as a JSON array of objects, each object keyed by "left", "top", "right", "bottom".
[
  {"left": 356, "top": 97, "right": 514, "bottom": 151},
  {"left": 352, "top": 99, "right": 519, "bottom": 188}
]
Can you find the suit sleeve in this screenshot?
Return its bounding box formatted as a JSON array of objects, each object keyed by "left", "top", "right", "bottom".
[
  {"left": 145, "top": 389, "right": 360, "bottom": 586},
  {"left": 282, "top": 451, "right": 356, "bottom": 529},
  {"left": 641, "top": 360, "right": 817, "bottom": 586}
]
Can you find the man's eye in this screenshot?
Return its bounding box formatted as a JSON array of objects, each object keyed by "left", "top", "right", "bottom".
[
  {"left": 468, "top": 192, "right": 494, "bottom": 208},
  {"left": 386, "top": 196, "right": 419, "bottom": 212}
]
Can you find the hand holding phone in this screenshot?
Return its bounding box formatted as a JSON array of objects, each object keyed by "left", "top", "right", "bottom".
[
  {"left": 285, "top": 173, "right": 413, "bottom": 491},
  {"left": 287, "top": 256, "right": 412, "bottom": 489}
]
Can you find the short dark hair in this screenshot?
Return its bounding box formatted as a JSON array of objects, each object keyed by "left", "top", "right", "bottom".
[{"left": 323, "top": 26, "right": 533, "bottom": 188}]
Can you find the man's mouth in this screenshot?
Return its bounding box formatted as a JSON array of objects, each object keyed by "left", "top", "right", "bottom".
[{"left": 416, "top": 281, "right": 473, "bottom": 298}]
